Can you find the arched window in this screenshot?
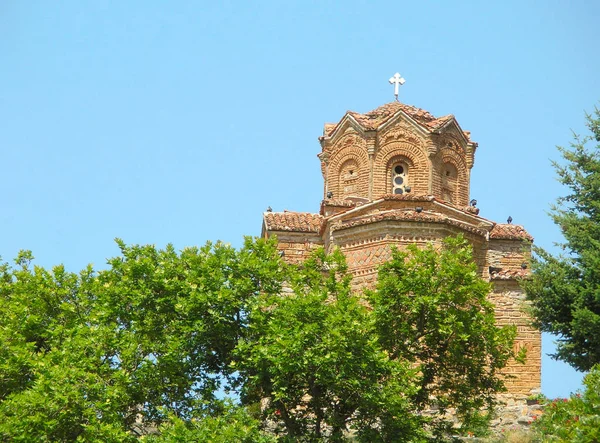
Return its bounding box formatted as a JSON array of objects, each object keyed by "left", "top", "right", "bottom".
[
  {"left": 442, "top": 162, "right": 458, "bottom": 203},
  {"left": 391, "top": 162, "right": 409, "bottom": 194},
  {"left": 339, "top": 159, "right": 359, "bottom": 197}
]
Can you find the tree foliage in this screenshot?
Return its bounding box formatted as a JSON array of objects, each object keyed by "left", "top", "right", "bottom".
[
  {"left": 0, "top": 238, "right": 283, "bottom": 441},
  {"left": 146, "top": 400, "right": 276, "bottom": 443},
  {"left": 234, "top": 248, "right": 424, "bottom": 442},
  {"left": 532, "top": 365, "right": 600, "bottom": 442},
  {"left": 0, "top": 235, "right": 515, "bottom": 441},
  {"left": 524, "top": 106, "right": 600, "bottom": 371},
  {"left": 368, "top": 236, "right": 517, "bottom": 436}
]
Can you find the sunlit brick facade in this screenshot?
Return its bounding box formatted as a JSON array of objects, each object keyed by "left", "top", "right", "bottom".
[{"left": 261, "top": 101, "right": 540, "bottom": 397}]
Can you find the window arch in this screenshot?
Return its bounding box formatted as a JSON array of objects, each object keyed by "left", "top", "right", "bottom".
[
  {"left": 339, "top": 158, "right": 360, "bottom": 197},
  {"left": 391, "top": 162, "right": 409, "bottom": 194},
  {"left": 441, "top": 162, "right": 458, "bottom": 203},
  {"left": 443, "top": 163, "right": 457, "bottom": 180}
]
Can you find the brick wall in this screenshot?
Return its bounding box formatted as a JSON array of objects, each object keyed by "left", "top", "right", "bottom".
[
  {"left": 270, "top": 232, "right": 323, "bottom": 264},
  {"left": 490, "top": 281, "right": 541, "bottom": 395},
  {"left": 320, "top": 115, "right": 473, "bottom": 204}
]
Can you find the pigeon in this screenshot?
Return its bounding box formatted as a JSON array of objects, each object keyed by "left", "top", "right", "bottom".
[
  {"left": 266, "top": 206, "right": 272, "bottom": 212},
  {"left": 507, "top": 216, "right": 513, "bottom": 224},
  {"left": 470, "top": 199, "right": 477, "bottom": 207},
  {"left": 326, "top": 191, "right": 333, "bottom": 199}
]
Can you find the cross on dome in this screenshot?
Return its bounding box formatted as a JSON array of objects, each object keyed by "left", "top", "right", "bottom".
[{"left": 389, "top": 72, "right": 406, "bottom": 101}]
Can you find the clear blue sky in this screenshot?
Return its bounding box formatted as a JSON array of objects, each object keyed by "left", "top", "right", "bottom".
[{"left": 2, "top": 1, "right": 598, "bottom": 398}]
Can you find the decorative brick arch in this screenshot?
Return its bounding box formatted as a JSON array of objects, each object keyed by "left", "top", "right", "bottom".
[
  {"left": 441, "top": 161, "right": 458, "bottom": 204},
  {"left": 328, "top": 146, "right": 369, "bottom": 200},
  {"left": 374, "top": 142, "right": 429, "bottom": 197},
  {"left": 441, "top": 148, "right": 469, "bottom": 206},
  {"left": 327, "top": 130, "right": 364, "bottom": 158},
  {"left": 378, "top": 122, "right": 425, "bottom": 148}
]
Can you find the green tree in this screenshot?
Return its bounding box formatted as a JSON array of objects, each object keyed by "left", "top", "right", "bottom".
[
  {"left": 532, "top": 365, "right": 600, "bottom": 442},
  {"left": 234, "top": 248, "right": 425, "bottom": 442},
  {"left": 0, "top": 235, "right": 517, "bottom": 441},
  {"left": 0, "top": 238, "right": 284, "bottom": 441},
  {"left": 368, "top": 236, "right": 518, "bottom": 437},
  {"left": 524, "top": 106, "right": 600, "bottom": 371},
  {"left": 147, "top": 400, "right": 276, "bottom": 443}
]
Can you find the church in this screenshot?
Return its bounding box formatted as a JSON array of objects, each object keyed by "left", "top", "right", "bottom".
[{"left": 260, "top": 75, "right": 540, "bottom": 399}]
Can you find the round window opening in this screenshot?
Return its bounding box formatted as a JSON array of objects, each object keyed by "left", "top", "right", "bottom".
[
  {"left": 394, "top": 188, "right": 404, "bottom": 195},
  {"left": 394, "top": 165, "right": 404, "bottom": 175}
]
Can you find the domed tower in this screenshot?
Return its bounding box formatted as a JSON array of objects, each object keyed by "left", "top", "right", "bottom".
[{"left": 318, "top": 101, "right": 477, "bottom": 207}]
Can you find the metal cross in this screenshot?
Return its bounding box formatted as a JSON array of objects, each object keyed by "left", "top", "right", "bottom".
[{"left": 389, "top": 73, "right": 406, "bottom": 101}]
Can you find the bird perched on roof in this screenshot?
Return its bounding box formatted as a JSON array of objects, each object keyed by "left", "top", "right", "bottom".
[
  {"left": 326, "top": 191, "right": 333, "bottom": 199},
  {"left": 470, "top": 199, "right": 477, "bottom": 207},
  {"left": 507, "top": 216, "right": 513, "bottom": 224},
  {"left": 266, "top": 206, "right": 272, "bottom": 212}
]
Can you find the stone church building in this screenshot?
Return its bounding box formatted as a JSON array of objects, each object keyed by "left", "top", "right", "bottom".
[{"left": 260, "top": 99, "right": 540, "bottom": 399}]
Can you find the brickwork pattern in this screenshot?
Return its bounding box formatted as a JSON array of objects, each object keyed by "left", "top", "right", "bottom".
[
  {"left": 490, "top": 281, "right": 541, "bottom": 395},
  {"left": 440, "top": 147, "right": 469, "bottom": 206},
  {"left": 319, "top": 106, "right": 475, "bottom": 205},
  {"left": 327, "top": 134, "right": 369, "bottom": 199},
  {"left": 273, "top": 234, "right": 323, "bottom": 265},
  {"left": 373, "top": 141, "right": 429, "bottom": 197}
]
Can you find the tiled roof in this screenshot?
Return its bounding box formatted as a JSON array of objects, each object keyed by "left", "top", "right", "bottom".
[
  {"left": 324, "top": 102, "right": 472, "bottom": 141},
  {"left": 381, "top": 194, "right": 436, "bottom": 202},
  {"left": 349, "top": 102, "right": 443, "bottom": 130},
  {"left": 264, "top": 212, "right": 323, "bottom": 233},
  {"left": 337, "top": 209, "right": 487, "bottom": 237},
  {"left": 381, "top": 195, "right": 481, "bottom": 217},
  {"left": 490, "top": 268, "right": 531, "bottom": 280},
  {"left": 463, "top": 205, "right": 480, "bottom": 215},
  {"left": 489, "top": 224, "right": 533, "bottom": 241},
  {"left": 323, "top": 123, "right": 337, "bottom": 135},
  {"left": 322, "top": 199, "right": 357, "bottom": 207}
]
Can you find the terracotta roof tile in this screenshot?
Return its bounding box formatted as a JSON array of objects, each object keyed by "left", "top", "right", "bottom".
[
  {"left": 264, "top": 212, "right": 323, "bottom": 233},
  {"left": 381, "top": 194, "right": 435, "bottom": 202},
  {"left": 490, "top": 268, "right": 531, "bottom": 280},
  {"left": 463, "top": 205, "right": 480, "bottom": 215},
  {"left": 341, "top": 209, "right": 443, "bottom": 227},
  {"left": 489, "top": 224, "right": 533, "bottom": 241},
  {"left": 325, "top": 102, "right": 469, "bottom": 140},
  {"left": 381, "top": 195, "right": 481, "bottom": 217},
  {"left": 337, "top": 209, "right": 487, "bottom": 237},
  {"left": 322, "top": 199, "right": 357, "bottom": 207},
  {"left": 323, "top": 123, "right": 336, "bottom": 135}
]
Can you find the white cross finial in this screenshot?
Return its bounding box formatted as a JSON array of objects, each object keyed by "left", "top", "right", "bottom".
[{"left": 389, "top": 72, "right": 406, "bottom": 101}]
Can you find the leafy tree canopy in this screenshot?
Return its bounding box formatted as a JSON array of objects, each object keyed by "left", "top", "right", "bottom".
[
  {"left": 532, "top": 364, "right": 600, "bottom": 442},
  {"left": 234, "top": 248, "right": 425, "bottom": 442},
  {"left": 524, "top": 106, "right": 600, "bottom": 371},
  {"left": 0, "top": 238, "right": 283, "bottom": 441},
  {"left": 368, "top": 236, "right": 517, "bottom": 437},
  {"left": 0, "top": 235, "right": 517, "bottom": 441}
]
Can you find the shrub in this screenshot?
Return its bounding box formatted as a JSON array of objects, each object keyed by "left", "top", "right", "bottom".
[{"left": 532, "top": 364, "right": 600, "bottom": 442}]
